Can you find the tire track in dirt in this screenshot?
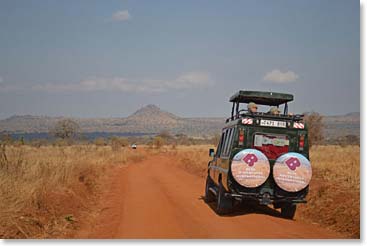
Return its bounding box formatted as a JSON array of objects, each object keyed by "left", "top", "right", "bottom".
[{"left": 76, "top": 154, "right": 342, "bottom": 239}]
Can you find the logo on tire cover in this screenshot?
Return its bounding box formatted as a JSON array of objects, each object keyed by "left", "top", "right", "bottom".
[
  {"left": 243, "top": 154, "right": 258, "bottom": 166},
  {"left": 231, "top": 149, "right": 270, "bottom": 188},
  {"left": 273, "top": 153, "right": 312, "bottom": 192},
  {"left": 285, "top": 157, "right": 301, "bottom": 171}
]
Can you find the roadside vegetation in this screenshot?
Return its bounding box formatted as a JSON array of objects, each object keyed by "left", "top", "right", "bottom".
[
  {"left": 0, "top": 139, "right": 359, "bottom": 238},
  {"left": 0, "top": 141, "right": 146, "bottom": 238},
  {"left": 297, "top": 145, "right": 360, "bottom": 238}
]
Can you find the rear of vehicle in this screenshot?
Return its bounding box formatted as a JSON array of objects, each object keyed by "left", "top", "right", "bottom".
[
  {"left": 205, "top": 91, "right": 312, "bottom": 219},
  {"left": 228, "top": 115, "right": 311, "bottom": 217}
]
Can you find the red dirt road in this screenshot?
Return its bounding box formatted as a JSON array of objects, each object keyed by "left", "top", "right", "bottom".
[{"left": 77, "top": 154, "right": 341, "bottom": 239}]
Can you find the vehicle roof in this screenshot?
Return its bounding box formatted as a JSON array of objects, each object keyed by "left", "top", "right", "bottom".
[{"left": 229, "top": 90, "right": 294, "bottom": 106}]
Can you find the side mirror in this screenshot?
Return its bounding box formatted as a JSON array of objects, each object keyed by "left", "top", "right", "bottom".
[{"left": 209, "top": 148, "right": 215, "bottom": 157}]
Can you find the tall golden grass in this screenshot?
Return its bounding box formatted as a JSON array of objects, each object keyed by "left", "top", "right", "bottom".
[
  {"left": 0, "top": 143, "right": 359, "bottom": 238},
  {"left": 171, "top": 144, "right": 360, "bottom": 238},
  {"left": 297, "top": 145, "right": 360, "bottom": 238},
  {"left": 0, "top": 145, "right": 146, "bottom": 238},
  {"left": 167, "top": 145, "right": 212, "bottom": 177}
]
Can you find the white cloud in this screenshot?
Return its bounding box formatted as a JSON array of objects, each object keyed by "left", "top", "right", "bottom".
[
  {"left": 31, "top": 71, "right": 213, "bottom": 93},
  {"left": 0, "top": 83, "right": 23, "bottom": 92},
  {"left": 0, "top": 77, "right": 24, "bottom": 92},
  {"left": 175, "top": 71, "right": 211, "bottom": 88},
  {"left": 111, "top": 10, "right": 131, "bottom": 22},
  {"left": 263, "top": 69, "right": 299, "bottom": 84}
]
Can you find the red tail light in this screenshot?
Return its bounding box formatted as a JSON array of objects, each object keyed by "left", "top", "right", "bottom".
[
  {"left": 299, "top": 135, "right": 305, "bottom": 149},
  {"left": 239, "top": 129, "right": 245, "bottom": 146}
]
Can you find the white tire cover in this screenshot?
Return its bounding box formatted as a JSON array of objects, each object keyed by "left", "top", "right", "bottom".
[
  {"left": 231, "top": 149, "right": 270, "bottom": 188},
  {"left": 273, "top": 153, "right": 312, "bottom": 192}
]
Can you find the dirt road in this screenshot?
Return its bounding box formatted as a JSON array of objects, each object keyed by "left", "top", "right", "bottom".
[{"left": 77, "top": 154, "right": 341, "bottom": 239}]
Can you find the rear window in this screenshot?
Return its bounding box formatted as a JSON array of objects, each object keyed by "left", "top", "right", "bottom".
[{"left": 252, "top": 133, "right": 289, "bottom": 160}]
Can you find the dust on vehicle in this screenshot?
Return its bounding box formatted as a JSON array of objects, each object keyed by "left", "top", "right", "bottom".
[{"left": 205, "top": 90, "right": 312, "bottom": 219}]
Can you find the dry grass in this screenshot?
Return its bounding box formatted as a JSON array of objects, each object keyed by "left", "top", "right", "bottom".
[
  {"left": 0, "top": 144, "right": 146, "bottom": 238},
  {"left": 0, "top": 143, "right": 359, "bottom": 238},
  {"left": 297, "top": 145, "right": 360, "bottom": 238},
  {"left": 167, "top": 145, "right": 212, "bottom": 177},
  {"left": 170, "top": 144, "right": 360, "bottom": 239}
]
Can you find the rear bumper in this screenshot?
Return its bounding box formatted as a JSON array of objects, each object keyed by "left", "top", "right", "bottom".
[{"left": 226, "top": 191, "right": 307, "bottom": 205}]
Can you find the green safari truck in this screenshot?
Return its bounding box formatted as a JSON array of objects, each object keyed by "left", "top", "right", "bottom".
[{"left": 205, "top": 91, "right": 312, "bottom": 219}]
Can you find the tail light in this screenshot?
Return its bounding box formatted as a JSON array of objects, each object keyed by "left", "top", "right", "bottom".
[
  {"left": 239, "top": 128, "right": 245, "bottom": 146},
  {"left": 299, "top": 135, "right": 305, "bottom": 150}
]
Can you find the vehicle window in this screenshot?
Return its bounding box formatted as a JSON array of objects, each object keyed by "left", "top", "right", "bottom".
[
  {"left": 223, "top": 128, "right": 233, "bottom": 157},
  {"left": 220, "top": 129, "right": 229, "bottom": 157},
  {"left": 216, "top": 132, "right": 225, "bottom": 157},
  {"left": 225, "top": 128, "right": 234, "bottom": 156},
  {"left": 253, "top": 133, "right": 289, "bottom": 160},
  {"left": 221, "top": 128, "right": 234, "bottom": 158}
]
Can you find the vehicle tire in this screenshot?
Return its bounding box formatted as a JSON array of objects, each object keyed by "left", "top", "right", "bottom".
[
  {"left": 204, "top": 176, "right": 216, "bottom": 203},
  {"left": 215, "top": 182, "right": 233, "bottom": 215},
  {"left": 281, "top": 203, "right": 297, "bottom": 219}
]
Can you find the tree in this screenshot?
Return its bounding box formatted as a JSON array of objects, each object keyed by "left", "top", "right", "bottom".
[
  {"left": 110, "top": 136, "right": 129, "bottom": 151},
  {"left": 158, "top": 130, "right": 172, "bottom": 140},
  {"left": 20, "top": 136, "right": 25, "bottom": 145},
  {"left": 337, "top": 134, "right": 359, "bottom": 147},
  {"left": 157, "top": 130, "right": 173, "bottom": 145},
  {"left": 51, "top": 119, "right": 80, "bottom": 140},
  {"left": 175, "top": 133, "right": 190, "bottom": 145},
  {"left": 153, "top": 136, "right": 165, "bottom": 149},
  {"left": 344, "top": 135, "right": 359, "bottom": 145},
  {"left": 304, "top": 112, "right": 324, "bottom": 148}
]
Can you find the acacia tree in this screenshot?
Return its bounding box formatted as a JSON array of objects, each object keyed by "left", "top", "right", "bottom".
[
  {"left": 51, "top": 119, "right": 80, "bottom": 141},
  {"left": 158, "top": 130, "right": 173, "bottom": 143},
  {"left": 304, "top": 112, "right": 324, "bottom": 148},
  {"left": 153, "top": 136, "right": 165, "bottom": 149}
]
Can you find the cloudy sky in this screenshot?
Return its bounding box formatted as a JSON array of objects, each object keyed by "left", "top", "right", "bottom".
[{"left": 0, "top": 0, "right": 359, "bottom": 119}]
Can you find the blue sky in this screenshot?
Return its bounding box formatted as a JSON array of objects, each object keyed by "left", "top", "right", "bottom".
[{"left": 0, "top": 0, "right": 359, "bottom": 118}]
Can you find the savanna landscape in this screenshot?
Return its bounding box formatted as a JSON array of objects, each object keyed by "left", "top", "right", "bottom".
[
  {"left": 0, "top": 0, "right": 360, "bottom": 242},
  {"left": 0, "top": 137, "right": 360, "bottom": 238}
]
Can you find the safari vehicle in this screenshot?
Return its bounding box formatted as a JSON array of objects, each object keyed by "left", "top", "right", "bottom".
[{"left": 204, "top": 91, "right": 312, "bottom": 219}]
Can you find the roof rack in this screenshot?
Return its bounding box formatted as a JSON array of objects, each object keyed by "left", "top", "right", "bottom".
[
  {"left": 230, "top": 91, "right": 293, "bottom": 105},
  {"left": 229, "top": 91, "right": 294, "bottom": 121}
]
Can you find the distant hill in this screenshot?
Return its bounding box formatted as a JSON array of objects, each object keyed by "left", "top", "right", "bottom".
[
  {"left": 0, "top": 105, "right": 224, "bottom": 138},
  {"left": 0, "top": 105, "right": 359, "bottom": 139}
]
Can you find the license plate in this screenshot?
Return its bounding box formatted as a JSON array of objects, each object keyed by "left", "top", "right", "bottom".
[{"left": 260, "top": 119, "right": 286, "bottom": 128}]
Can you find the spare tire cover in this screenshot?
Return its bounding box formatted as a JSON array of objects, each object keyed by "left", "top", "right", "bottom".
[
  {"left": 273, "top": 153, "right": 312, "bottom": 192},
  {"left": 231, "top": 149, "right": 270, "bottom": 188}
]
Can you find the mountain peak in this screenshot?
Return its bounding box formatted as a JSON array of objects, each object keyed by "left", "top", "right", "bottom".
[
  {"left": 127, "top": 104, "right": 179, "bottom": 124},
  {"left": 131, "top": 104, "right": 163, "bottom": 116}
]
